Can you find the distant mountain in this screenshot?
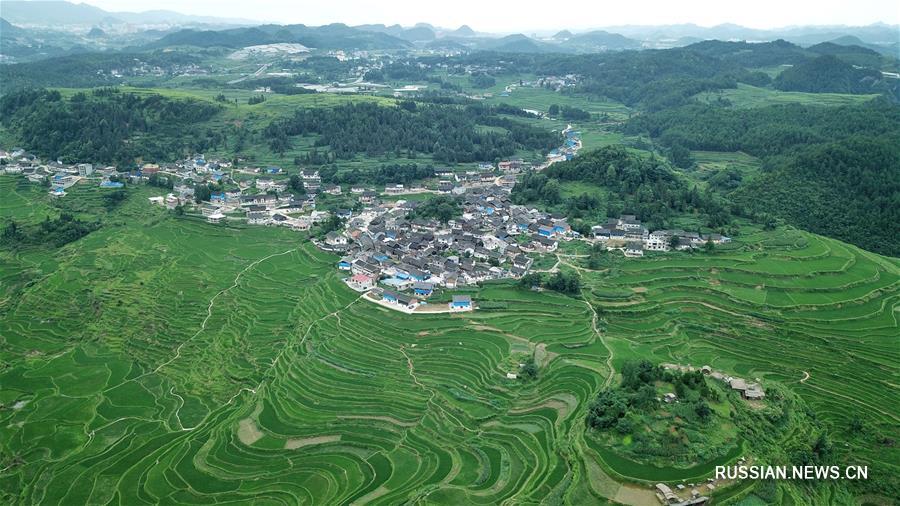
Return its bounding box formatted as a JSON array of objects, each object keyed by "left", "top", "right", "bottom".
[
  {"left": 594, "top": 22, "right": 900, "bottom": 48},
  {"left": 806, "top": 41, "right": 884, "bottom": 67},
  {"left": 0, "top": 16, "right": 82, "bottom": 62},
  {"left": 0, "top": 0, "right": 254, "bottom": 27},
  {"left": 398, "top": 25, "right": 435, "bottom": 42},
  {"left": 425, "top": 38, "right": 469, "bottom": 51},
  {"left": 453, "top": 25, "right": 476, "bottom": 37},
  {"left": 86, "top": 27, "right": 106, "bottom": 38},
  {"left": 484, "top": 34, "right": 553, "bottom": 53},
  {"left": 355, "top": 23, "right": 435, "bottom": 42},
  {"left": 0, "top": 17, "right": 26, "bottom": 36},
  {"left": 553, "top": 30, "right": 573, "bottom": 40},
  {"left": 0, "top": 1, "right": 114, "bottom": 25},
  {"left": 560, "top": 30, "right": 641, "bottom": 51},
  {"left": 684, "top": 39, "right": 810, "bottom": 66},
  {"left": 822, "top": 35, "right": 900, "bottom": 58},
  {"left": 149, "top": 23, "right": 411, "bottom": 50}
]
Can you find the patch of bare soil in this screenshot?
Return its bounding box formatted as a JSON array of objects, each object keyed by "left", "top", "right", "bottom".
[
  {"left": 284, "top": 434, "right": 341, "bottom": 449},
  {"left": 237, "top": 418, "right": 263, "bottom": 445}
]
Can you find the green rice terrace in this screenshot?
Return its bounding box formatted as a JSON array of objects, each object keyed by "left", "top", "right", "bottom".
[{"left": 1, "top": 176, "right": 898, "bottom": 504}]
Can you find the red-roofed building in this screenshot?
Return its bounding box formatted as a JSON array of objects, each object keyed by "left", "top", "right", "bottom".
[{"left": 348, "top": 273, "right": 374, "bottom": 291}]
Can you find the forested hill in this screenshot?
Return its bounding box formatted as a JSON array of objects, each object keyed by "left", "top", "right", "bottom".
[
  {"left": 624, "top": 101, "right": 900, "bottom": 255},
  {"left": 774, "top": 55, "right": 896, "bottom": 97},
  {"left": 513, "top": 146, "right": 731, "bottom": 230},
  {"left": 147, "top": 24, "right": 411, "bottom": 50},
  {"left": 733, "top": 137, "right": 900, "bottom": 256},
  {"left": 264, "top": 101, "right": 560, "bottom": 163},
  {"left": 0, "top": 88, "right": 222, "bottom": 165}
]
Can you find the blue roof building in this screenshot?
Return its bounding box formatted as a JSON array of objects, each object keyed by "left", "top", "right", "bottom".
[{"left": 451, "top": 295, "right": 472, "bottom": 309}]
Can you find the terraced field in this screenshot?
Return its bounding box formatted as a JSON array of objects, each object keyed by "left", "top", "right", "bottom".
[
  {"left": 577, "top": 228, "right": 900, "bottom": 498},
  {"left": 1, "top": 180, "right": 897, "bottom": 503}
]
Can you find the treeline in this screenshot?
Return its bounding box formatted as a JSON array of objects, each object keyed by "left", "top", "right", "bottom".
[
  {"left": 235, "top": 77, "right": 317, "bottom": 95},
  {"left": 0, "top": 88, "right": 222, "bottom": 165},
  {"left": 519, "top": 271, "right": 582, "bottom": 296},
  {"left": 430, "top": 39, "right": 896, "bottom": 110},
  {"left": 364, "top": 62, "right": 430, "bottom": 82},
  {"left": 0, "top": 51, "right": 200, "bottom": 91},
  {"left": 317, "top": 163, "right": 435, "bottom": 186},
  {"left": 733, "top": 136, "right": 900, "bottom": 256},
  {"left": 623, "top": 100, "right": 900, "bottom": 158},
  {"left": 513, "top": 146, "right": 731, "bottom": 228},
  {"left": 548, "top": 104, "right": 590, "bottom": 120},
  {"left": 1, "top": 213, "right": 100, "bottom": 249},
  {"left": 625, "top": 101, "right": 900, "bottom": 254},
  {"left": 264, "top": 101, "right": 559, "bottom": 163}
]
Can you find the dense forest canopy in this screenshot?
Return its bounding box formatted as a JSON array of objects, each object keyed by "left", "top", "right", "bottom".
[
  {"left": 513, "top": 146, "right": 731, "bottom": 229},
  {"left": 732, "top": 137, "right": 900, "bottom": 256},
  {"left": 774, "top": 55, "right": 893, "bottom": 96},
  {"left": 624, "top": 100, "right": 900, "bottom": 254},
  {"left": 0, "top": 88, "right": 222, "bottom": 165},
  {"left": 623, "top": 100, "right": 900, "bottom": 158},
  {"left": 264, "top": 101, "right": 559, "bottom": 163}
]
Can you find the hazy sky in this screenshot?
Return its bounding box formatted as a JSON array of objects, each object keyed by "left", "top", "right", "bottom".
[{"left": 83, "top": 0, "right": 900, "bottom": 32}]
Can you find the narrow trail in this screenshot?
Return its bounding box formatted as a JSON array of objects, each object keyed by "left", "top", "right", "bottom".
[
  {"left": 149, "top": 247, "right": 300, "bottom": 377},
  {"left": 220, "top": 293, "right": 365, "bottom": 413},
  {"left": 582, "top": 294, "right": 615, "bottom": 388},
  {"left": 800, "top": 371, "right": 810, "bottom": 383}
]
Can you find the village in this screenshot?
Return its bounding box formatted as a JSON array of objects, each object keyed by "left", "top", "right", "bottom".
[{"left": 1, "top": 133, "right": 729, "bottom": 315}]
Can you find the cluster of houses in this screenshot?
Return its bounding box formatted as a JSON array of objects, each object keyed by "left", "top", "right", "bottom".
[
  {"left": 592, "top": 215, "right": 730, "bottom": 256},
  {"left": 329, "top": 183, "right": 577, "bottom": 311},
  {"left": 0, "top": 151, "right": 133, "bottom": 197},
  {"left": 663, "top": 364, "right": 766, "bottom": 402}
]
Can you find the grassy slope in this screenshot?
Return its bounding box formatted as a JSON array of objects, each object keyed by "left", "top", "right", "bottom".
[
  {"left": 695, "top": 83, "right": 880, "bottom": 108},
  {"left": 1, "top": 175, "right": 897, "bottom": 504}
]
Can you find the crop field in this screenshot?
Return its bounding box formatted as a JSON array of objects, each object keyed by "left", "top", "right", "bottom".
[
  {"left": 574, "top": 227, "right": 900, "bottom": 495},
  {"left": 695, "top": 83, "right": 880, "bottom": 108},
  {"left": 1, "top": 181, "right": 898, "bottom": 504}
]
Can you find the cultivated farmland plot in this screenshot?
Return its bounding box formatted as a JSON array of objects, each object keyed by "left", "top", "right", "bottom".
[{"left": 0, "top": 180, "right": 897, "bottom": 504}]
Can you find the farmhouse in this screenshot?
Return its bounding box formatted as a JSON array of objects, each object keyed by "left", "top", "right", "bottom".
[
  {"left": 449, "top": 295, "right": 473, "bottom": 311},
  {"left": 728, "top": 377, "right": 766, "bottom": 400},
  {"left": 207, "top": 212, "right": 226, "bottom": 224},
  {"left": 625, "top": 242, "right": 644, "bottom": 257},
  {"left": 347, "top": 273, "right": 374, "bottom": 291},
  {"left": 383, "top": 290, "right": 419, "bottom": 309},
  {"left": 325, "top": 231, "right": 349, "bottom": 246}
]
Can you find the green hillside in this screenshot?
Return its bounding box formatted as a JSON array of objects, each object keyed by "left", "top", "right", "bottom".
[{"left": 1, "top": 177, "right": 896, "bottom": 504}]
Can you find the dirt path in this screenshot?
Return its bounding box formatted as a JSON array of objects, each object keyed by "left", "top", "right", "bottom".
[{"left": 582, "top": 294, "right": 615, "bottom": 388}]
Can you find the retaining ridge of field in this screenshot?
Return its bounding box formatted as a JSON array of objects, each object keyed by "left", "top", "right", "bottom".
[{"left": 1, "top": 177, "right": 897, "bottom": 503}]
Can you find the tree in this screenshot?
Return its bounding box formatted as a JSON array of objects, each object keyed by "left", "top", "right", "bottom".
[
  {"left": 694, "top": 400, "right": 712, "bottom": 421},
  {"left": 317, "top": 214, "right": 344, "bottom": 237},
  {"left": 288, "top": 175, "right": 306, "bottom": 195},
  {"left": 587, "top": 389, "right": 628, "bottom": 429},
  {"left": 410, "top": 196, "right": 461, "bottom": 223},
  {"left": 519, "top": 272, "right": 543, "bottom": 289},
  {"left": 548, "top": 104, "right": 560, "bottom": 116},
  {"left": 194, "top": 184, "right": 212, "bottom": 203},
  {"left": 669, "top": 235, "right": 680, "bottom": 250},
  {"left": 545, "top": 271, "right": 581, "bottom": 295},
  {"left": 521, "top": 358, "right": 538, "bottom": 380}
]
